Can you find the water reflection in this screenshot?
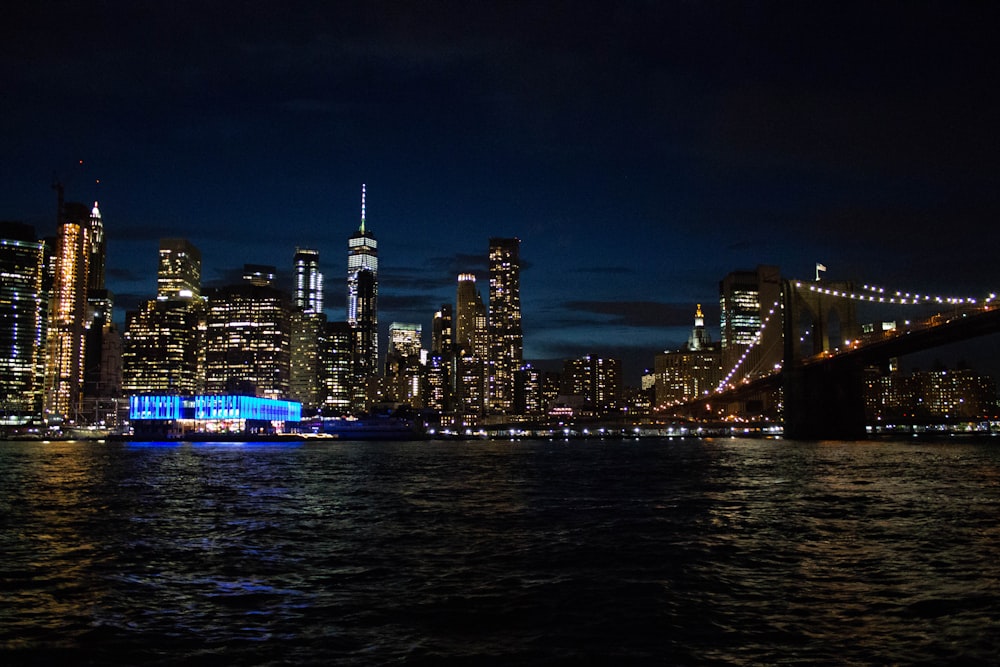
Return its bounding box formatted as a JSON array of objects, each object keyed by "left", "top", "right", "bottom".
[{"left": 1, "top": 438, "right": 998, "bottom": 664}]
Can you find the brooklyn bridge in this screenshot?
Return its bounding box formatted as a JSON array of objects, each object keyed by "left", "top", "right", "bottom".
[{"left": 670, "top": 277, "right": 1000, "bottom": 440}]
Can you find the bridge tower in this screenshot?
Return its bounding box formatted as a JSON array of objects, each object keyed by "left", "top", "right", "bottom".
[{"left": 782, "top": 279, "right": 866, "bottom": 439}]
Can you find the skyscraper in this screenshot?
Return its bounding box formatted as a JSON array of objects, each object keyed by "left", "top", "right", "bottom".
[
  {"left": 385, "top": 322, "right": 423, "bottom": 406},
  {"left": 0, "top": 222, "right": 47, "bottom": 424},
  {"left": 455, "top": 273, "right": 480, "bottom": 353},
  {"left": 124, "top": 238, "right": 204, "bottom": 398},
  {"left": 293, "top": 247, "right": 323, "bottom": 314},
  {"left": 654, "top": 305, "right": 722, "bottom": 408},
  {"left": 347, "top": 184, "right": 378, "bottom": 409},
  {"left": 123, "top": 300, "right": 201, "bottom": 395},
  {"left": 44, "top": 201, "right": 92, "bottom": 420},
  {"left": 203, "top": 265, "right": 291, "bottom": 399},
  {"left": 488, "top": 237, "right": 522, "bottom": 413},
  {"left": 318, "top": 320, "right": 353, "bottom": 413},
  {"left": 719, "top": 265, "right": 782, "bottom": 384},
  {"left": 158, "top": 238, "right": 202, "bottom": 301}
]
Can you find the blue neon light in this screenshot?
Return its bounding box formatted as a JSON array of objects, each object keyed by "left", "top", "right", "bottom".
[{"left": 130, "top": 395, "right": 301, "bottom": 422}]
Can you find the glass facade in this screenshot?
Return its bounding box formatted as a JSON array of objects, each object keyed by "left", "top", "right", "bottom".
[
  {"left": 203, "top": 280, "right": 291, "bottom": 399},
  {"left": 0, "top": 228, "right": 47, "bottom": 422},
  {"left": 157, "top": 238, "right": 201, "bottom": 300},
  {"left": 293, "top": 247, "right": 323, "bottom": 314},
  {"left": 129, "top": 394, "right": 301, "bottom": 423},
  {"left": 347, "top": 185, "right": 378, "bottom": 409}
]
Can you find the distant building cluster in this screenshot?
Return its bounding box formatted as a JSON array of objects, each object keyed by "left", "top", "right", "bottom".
[
  {"left": 0, "top": 186, "right": 624, "bottom": 434},
  {"left": 2, "top": 192, "right": 996, "bottom": 435}
]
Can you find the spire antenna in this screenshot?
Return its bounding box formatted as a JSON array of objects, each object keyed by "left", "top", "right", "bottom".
[{"left": 360, "top": 183, "right": 367, "bottom": 233}]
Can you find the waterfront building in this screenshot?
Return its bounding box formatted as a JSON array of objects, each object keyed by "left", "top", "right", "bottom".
[
  {"left": 0, "top": 222, "right": 47, "bottom": 424},
  {"left": 158, "top": 238, "right": 202, "bottom": 301},
  {"left": 654, "top": 305, "right": 723, "bottom": 408},
  {"left": 129, "top": 394, "right": 301, "bottom": 438},
  {"left": 347, "top": 185, "right": 378, "bottom": 409},
  {"left": 44, "top": 201, "right": 93, "bottom": 420},
  {"left": 293, "top": 247, "right": 323, "bottom": 314},
  {"left": 488, "top": 237, "right": 522, "bottom": 413},
  {"left": 865, "top": 366, "right": 1000, "bottom": 423},
  {"left": 203, "top": 265, "right": 291, "bottom": 399},
  {"left": 719, "top": 265, "right": 782, "bottom": 383},
  {"left": 318, "top": 320, "right": 353, "bottom": 414}
]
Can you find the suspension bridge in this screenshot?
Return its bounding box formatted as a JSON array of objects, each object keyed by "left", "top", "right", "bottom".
[{"left": 671, "top": 277, "right": 1000, "bottom": 439}]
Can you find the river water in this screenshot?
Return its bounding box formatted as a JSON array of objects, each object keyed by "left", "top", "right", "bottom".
[{"left": 1, "top": 437, "right": 998, "bottom": 665}]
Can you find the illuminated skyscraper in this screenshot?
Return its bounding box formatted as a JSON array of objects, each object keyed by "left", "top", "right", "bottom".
[
  {"left": 654, "top": 305, "right": 722, "bottom": 408},
  {"left": 0, "top": 222, "right": 47, "bottom": 423},
  {"left": 347, "top": 184, "right": 378, "bottom": 409},
  {"left": 158, "top": 238, "right": 202, "bottom": 301},
  {"left": 319, "top": 321, "right": 353, "bottom": 413},
  {"left": 203, "top": 266, "right": 291, "bottom": 399},
  {"left": 293, "top": 247, "right": 323, "bottom": 314},
  {"left": 123, "top": 300, "right": 201, "bottom": 395},
  {"left": 455, "top": 273, "right": 480, "bottom": 353},
  {"left": 385, "top": 322, "right": 423, "bottom": 406},
  {"left": 719, "top": 265, "right": 781, "bottom": 382},
  {"left": 488, "top": 237, "right": 522, "bottom": 413},
  {"left": 561, "top": 355, "right": 621, "bottom": 414},
  {"left": 44, "top": 201, "right": 92, "bottom": 420}
]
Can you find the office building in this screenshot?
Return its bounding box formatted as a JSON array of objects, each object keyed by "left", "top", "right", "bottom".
[
  {"left": 719, "top": 265, "right": 782, "bottom": 384},
  {"left": 654, "top": 305, "right": 722, "bottom": 408},
  {"left": 290, "top": 311, "right": 326, "bottom": 411},
  {"left": 488, "top": 237, "right": 522, "bottom": 413},
  {"left": 158, "top": 238, "right": 202, "bottom": 301},
  {"left": 203, "top": 265, "right": 291, "bottom": 399},
  {"left": 561, "top": 354, "right": 622, "bottom": 414},
  {"left": 347, "top": 184, "right": 378, "bottom": 409},
  {"left": 0, "top": 222, "right": 47, "bottom": 424},
  {"left": 385, "top": 322, "right": 423, "bottom": 406},
  {"left": 293, "top": 247, "right": 323, "bottom": 314},
  {"left": 318, "top": 321, "right": 353, "bottom": 413},
  {"left": 123, "top": 300, "right": 202, "bottom": 396}
]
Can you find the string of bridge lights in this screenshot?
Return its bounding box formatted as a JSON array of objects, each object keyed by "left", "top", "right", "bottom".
[
  {"left": 715, "top": 299, "right": 782, "bottom": 394},
  {"left": 796, "top": 281, "right": 997, "bottom": 306}
]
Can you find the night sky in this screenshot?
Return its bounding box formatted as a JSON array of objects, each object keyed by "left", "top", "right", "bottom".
[{"left": 4, "top": 1, "right": 999, "bottom": 383}]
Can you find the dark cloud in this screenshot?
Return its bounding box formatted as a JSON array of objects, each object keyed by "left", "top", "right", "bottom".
[{"left": 563, "top": 301, "right": 705, "bottom": 329}]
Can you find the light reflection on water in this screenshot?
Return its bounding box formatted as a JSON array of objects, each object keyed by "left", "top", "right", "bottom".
[{"left": 1, "top": 438, "right": 998, "bottom": 664}]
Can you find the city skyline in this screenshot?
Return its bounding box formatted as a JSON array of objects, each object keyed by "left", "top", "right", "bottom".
[{"left": 4, "top": 2, "right": 1000, "bottom": 382}]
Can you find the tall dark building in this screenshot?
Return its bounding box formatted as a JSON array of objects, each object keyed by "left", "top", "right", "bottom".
[
  {"left": 347, "top": 185, "right": 378, "bottom": 410},
  {"left": 0, "top": 222, "right": 47, "bottom": 424},
  {"left": 488, "top": 237, "right": 522, "bottom": 413}
]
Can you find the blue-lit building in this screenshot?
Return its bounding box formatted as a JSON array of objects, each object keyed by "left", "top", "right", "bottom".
[{"left": 129, "top": 394, "right": 301, "bottom": 438}]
